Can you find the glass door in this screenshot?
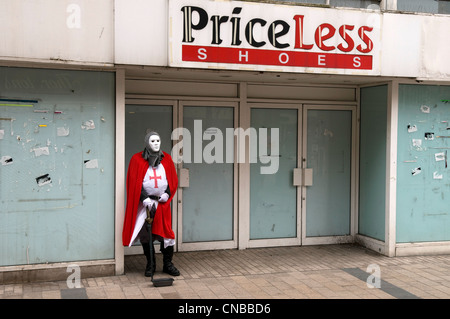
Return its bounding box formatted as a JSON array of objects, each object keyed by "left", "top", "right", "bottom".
[
  {"left": 302, "top": 105, "right": 356, "bottom": 245},
  {"left": 249, "top": 104, "right": 302, "bottom": 247},
  {"left": 177, "top": 101, "right": 238, "bottom": 251},
  {"left": 124, "top": 100, "right": 177, "bottom": 254},
  {"left": 247, "top": 103, "right": 355, "bottom": 248}
]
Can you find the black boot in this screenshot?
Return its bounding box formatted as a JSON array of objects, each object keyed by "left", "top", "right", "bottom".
[
  {"left": 161, "top": 244, "right": 180, "bottom": 276},
  {"left": 142, "top": 242, "right": 156, "bottom": 277}
]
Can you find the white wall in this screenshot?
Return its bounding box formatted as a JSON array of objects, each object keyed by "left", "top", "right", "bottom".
[
  {"left": 0, "top": 0, "right": 113, "bottom": 64},
  {"left": 114, "top": 0, "right": 168, "bottom": 66},
  {"left": 1, "top": 0, "right": 449, "bottom": 81},
  {"left": 381, "top": 12, "right": 450, "bottom": 79}
]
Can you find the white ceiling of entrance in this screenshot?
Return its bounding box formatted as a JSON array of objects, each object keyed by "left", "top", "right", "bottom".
[{"left": 122, "top": 65, "right": 397, "bottom": 86}]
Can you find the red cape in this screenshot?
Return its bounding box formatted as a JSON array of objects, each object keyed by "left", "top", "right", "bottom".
[{"left": 122, "top": 151, "right": 178, "bottom": 246}]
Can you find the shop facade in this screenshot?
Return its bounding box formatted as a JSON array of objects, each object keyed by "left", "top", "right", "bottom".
[{"left": 1, "top": 0, "right": 450, "bottom": 283}]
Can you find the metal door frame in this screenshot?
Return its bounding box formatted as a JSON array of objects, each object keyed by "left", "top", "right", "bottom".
[
  {"left": 123, "top": 99, "right": 178, "bottom": 256},
  {"left": 177, "top": 100, "right": 239, "bottom": 252},
  {"left": 301, "top": 104, "right": 357, "bottom": 245},
  {"left": 247, "top": 103, "right": 303, "bottom": 248}
]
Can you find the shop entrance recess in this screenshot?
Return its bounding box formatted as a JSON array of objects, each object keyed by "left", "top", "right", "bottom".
[
  {"left": 248, "top": 104, "right": 356, "bottom": 248},
  {"left": 124, "top": 100, "right": 355, "bottom": 253}
]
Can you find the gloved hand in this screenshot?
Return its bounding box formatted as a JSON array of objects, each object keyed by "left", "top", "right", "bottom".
[
  {"left": 143, "top": 197, "right": 155, "bottom": 208},
  {"left": 159, "top": 193, "right": 169, "bottom": 202}
]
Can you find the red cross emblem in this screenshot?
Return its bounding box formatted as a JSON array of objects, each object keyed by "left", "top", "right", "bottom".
[{"left": 149, "top": 168, "right": 162, "bottom": 188}]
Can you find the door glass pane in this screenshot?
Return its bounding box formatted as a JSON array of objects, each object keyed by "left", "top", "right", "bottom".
[
  {"left": 182, "top": 106, "right": 234, "bottom": 242},
  {"left": 306, "top": 109, "right": 352, "bottom": 237},
  {"left": 125, "top": 105, "right": 173, "bottom": 172},
  {"left": 250, "top": 108, "right": 297, "bottom": 239}
]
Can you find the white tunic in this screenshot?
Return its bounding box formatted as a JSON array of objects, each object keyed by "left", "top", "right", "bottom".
[{"left": 129, "top": 164, "right": 175, "bottom": 247}]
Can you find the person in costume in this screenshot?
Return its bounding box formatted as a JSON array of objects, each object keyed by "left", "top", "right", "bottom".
[{"left": 122, "top": 130, "right": 180, "bottom": 277}]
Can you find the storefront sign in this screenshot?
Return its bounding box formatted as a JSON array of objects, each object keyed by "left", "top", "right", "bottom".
[{"left": 169, "top": 0, "right": 381, "bottom": 74}]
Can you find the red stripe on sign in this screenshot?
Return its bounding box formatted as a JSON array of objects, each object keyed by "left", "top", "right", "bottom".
[{"left": 182, "top": 45, "right": 372, "bottom": 70}]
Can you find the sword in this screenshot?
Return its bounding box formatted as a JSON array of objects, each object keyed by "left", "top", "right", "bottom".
[{"left": 145, "top": 205, "right": 174, "bottom": 287}]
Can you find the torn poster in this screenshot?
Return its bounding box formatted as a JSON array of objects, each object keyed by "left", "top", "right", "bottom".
[
  {"left": 323, "top": 129, "right": 334, "bottom": 138},
  {"left": 10, "top": 118, "right": 15, "bottom": 135},
  {"left": 57, "top": 127, "right": 70, "bottom": 137},
  {"left": 33, "top": 146, "right": 49, "bottom": 157},
  {"left": 433, "top": 171, "right": 443, "bottom": 180},
  {"left": 0, "top": 129, "right": 4, "bottom": 139},
  {"left": 411, "top": 167, "right": 422, "bottom": 176},
  {"left": 407, "top": 124, "right": 418, "bottom": 133},
  {"left": 1, "top": 155, "right": 13, "bottom": 165},
  {"left": 81, "top": 120, "right": 95, "bottom": 130},
  {"left": 36, "top": 174, "right": 51, "bottom": 186},
  {"left": 435, "top": 152, "right": 445, "bottom": 161},
  {"left": 84, "top": 159, "right": 98, "bottom": 169},
  {"left": 412, "top": 139, "right": 423, "bottom": 150},
  {"left": 420, "top": 105, "right": 430, "bottom": 113},
  {"left": 425, "top": 132, "right": 435, "bottom": 140}
]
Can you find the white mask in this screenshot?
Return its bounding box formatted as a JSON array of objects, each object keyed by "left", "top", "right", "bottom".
[{"left": 148, "top": 134, "right": 161, "bottom": 152}]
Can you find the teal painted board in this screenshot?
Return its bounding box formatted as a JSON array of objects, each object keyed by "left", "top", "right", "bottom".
[
  {"left": 306, "top": 109, "right": 352, "bottom": 237},
  {"left": 397, "top": 84, "right": 450, "bottom": 243},
  {"left": 250, "top": 108, "right": 297, "bottom": 240},
  {"left": 358, "top": 85, "right": 387, "bottom": 241},
  {"left": 0, "top": 67, "right": 115, "bottom": 266}
]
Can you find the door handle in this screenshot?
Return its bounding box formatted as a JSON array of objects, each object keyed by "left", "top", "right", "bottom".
[
  {"left": 179, "top": 168, "right": 189, "bottom": 187},
  {"left": 293, "top": 168, "right": 313, "bottom": 186},
  {"left": 303, "top": 168, "right": 313, "bottom": 186}
]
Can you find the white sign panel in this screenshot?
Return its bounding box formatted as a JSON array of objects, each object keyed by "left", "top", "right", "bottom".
[{"left": 169, "top": 0, "right": 381, "bottom": 75}]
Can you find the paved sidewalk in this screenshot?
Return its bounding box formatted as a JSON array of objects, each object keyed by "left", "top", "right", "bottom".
[{"left": 1, "top": 244, "right": 450, "bottom": 299}]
